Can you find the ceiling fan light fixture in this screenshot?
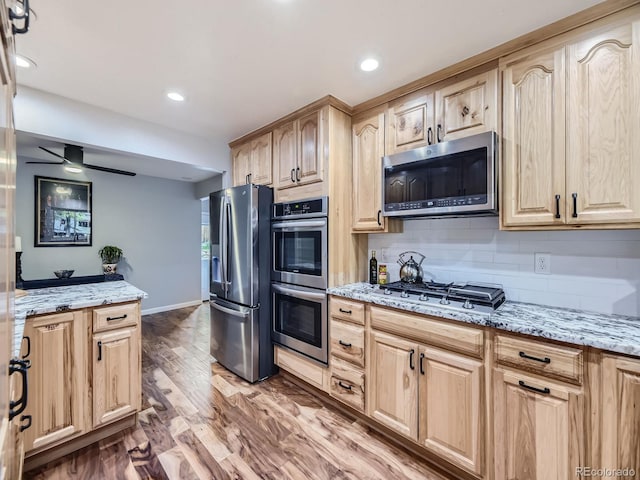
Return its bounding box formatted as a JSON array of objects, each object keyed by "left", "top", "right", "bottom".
[
  {"left": 64, "top": 165, "right": 83, "bottom": 174},
  {"left": 167, "top": 91, "right": 185, "bottom": 102}
]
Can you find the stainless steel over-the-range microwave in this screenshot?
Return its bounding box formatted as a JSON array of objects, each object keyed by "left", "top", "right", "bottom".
[{"left": 382, "top": 131, "right": 498, "bottom": 218}]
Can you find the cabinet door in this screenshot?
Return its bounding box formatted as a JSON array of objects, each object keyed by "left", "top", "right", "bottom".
[
  {"left": 250, "top": 132, "right": 272, "bottom": 186},
  {"left": 352, "top": 111, "right": 387, "bottom": 231},
  {"left": 502, "top": 47, "right": 567, "bottom": 226},
  {"left": 386, "top": 90, "right": 434, "bottom": 154},
  {"left": 22, "top": 311, "right": 87, "bottom": 453},
  {"left": 435, "top": 69, "right": 498, "bottom": 142},
  {"left": 567, "top": 21, "right": 640, "bottom": 224},
  {"left": 297, "top": 110, "right": 323, "bottom": 185},
  {"left": 273, "top": 121, "right": 297, "bottom": 190},
  {"left": 368, "top": 331, "right": 418, "bottom": 439},
  {"left": 494, "top": 368, "right": 584, "bottom": 480},
  {"left": 601, "top": 355, "right": 640, "bottom": 475},
  {"left": 231, "top": 143, "right": 251, "bottom": 187},
  {"left": 93, "top": 327, "right": 141, "bottom": 427},
  {"left": 418, "top": 346, "right": 483, "bottom": 476}
]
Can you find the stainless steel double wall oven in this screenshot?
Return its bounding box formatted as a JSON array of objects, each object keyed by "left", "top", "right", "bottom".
[{"left": 271, "top": 197, "right": 328, "bottom": 364}]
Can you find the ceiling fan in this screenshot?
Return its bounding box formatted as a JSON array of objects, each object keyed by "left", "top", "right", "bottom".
[{"left": 26, "top": 143, "right": 136, "bottom": 176}]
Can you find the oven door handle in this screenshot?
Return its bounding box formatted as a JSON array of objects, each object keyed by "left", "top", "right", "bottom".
[
  {"left": 211, "top": 301, "right": 250, "bottom": 319},
  {"left": 272, "top": 284, "right": 326, "bottom": 301},
  {"left": 271, "top": 220, "right": 327, "bottom": 229}
]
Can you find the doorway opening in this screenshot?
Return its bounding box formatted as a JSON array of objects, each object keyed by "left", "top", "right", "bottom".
[{"left": 201, "top": 198, "right": 210, "bottom": 301}]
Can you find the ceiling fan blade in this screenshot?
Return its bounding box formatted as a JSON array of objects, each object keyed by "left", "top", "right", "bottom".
[
  {"left": 25, "top": 160, "right": 65, "bottom": 165},
  {"left": 84, "top": 164, "right": 136, "bottom": 176},
  {"left": 38, "top": 146, "right": 71, "bottom": 163}
]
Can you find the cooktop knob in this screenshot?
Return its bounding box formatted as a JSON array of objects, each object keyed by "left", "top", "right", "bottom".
[
  {"left": 439, "top": 297, "right": 450, "bottom": 305},
  {"left": 384, "top": 288, "right": 392, "bottom": 295},
  {"left": 400, "top": 291, "right": 409, "bottom": 298},
  {"left": 419, "top": 294, "right": 428, "bottom": 301},
  {"left": 462, "top": 300, "right": 474, "bottom": 309}
]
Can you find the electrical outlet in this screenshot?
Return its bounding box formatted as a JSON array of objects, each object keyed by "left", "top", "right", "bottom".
[{"left": 534, "top": 253, "right": 551, "bottom": 275}]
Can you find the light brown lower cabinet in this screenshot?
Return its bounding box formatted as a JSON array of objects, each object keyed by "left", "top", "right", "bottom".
[
  {"left": 22, "top": 311, "right": 88, "bottom": 453},
  {"left": 493, "top": 368, "right": 584, "bottom": 480},
  {"left": 93, "top": 326, "right": 141, "bottom": 427},
  {"left": 601, "top": 355, "right": 640, "bottom": 476},
  {"left": 368, "top": 330, "right": 484, "bottom": 476}
]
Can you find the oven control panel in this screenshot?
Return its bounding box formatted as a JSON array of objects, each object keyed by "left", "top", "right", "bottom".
[{"left": 273, "top": 197, "right": 328, "bottom": 219}]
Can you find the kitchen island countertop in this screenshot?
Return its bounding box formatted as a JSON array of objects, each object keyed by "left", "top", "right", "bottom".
[
  {"left": 13, "top": 281, "right": 148, "bottom": 357},
  {"left": 328, "top": 282, "right": 640, "bottom": 357}
]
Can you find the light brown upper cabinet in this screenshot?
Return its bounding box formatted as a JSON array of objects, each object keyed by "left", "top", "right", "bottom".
[
  {"left": 502, "top": 47, "right": 567, "bottom": 226},
  {"left": 386, "top": 90, "right": 434, "bottom": 155},
  {"left": 502, "top": 15, "right": 640, "bottom": 228},
  {"left": 434, "top": 69, "right": 498, "bottom": 143},
  {"left": 566, "top": 20, "right": 640, "bottom": 225},
  {"left": 352, "top": 110, "right": 395, "bottom": 232},
  {"left": 231, "top": 132, "right": 273, "bottom": 187},
  {"left": 273, "top": 109, "right": 324, "bottom": 191}
]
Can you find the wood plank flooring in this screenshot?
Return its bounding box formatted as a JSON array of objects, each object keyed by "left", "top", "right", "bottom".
[{"left": 24, "top": 304, "right": 449, "bottom": 480}]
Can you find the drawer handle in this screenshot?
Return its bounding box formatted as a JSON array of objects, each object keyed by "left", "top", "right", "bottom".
[
  {"left": 519, "top": 351, "right": 551, "bottom": 364},
  {"left": 338, "top": 308, "right": 352, "bottom": 315},
  {"left": 107, "top": 314, "right": 128, "bottom": 321},
  {"left": 409, "top": 349, "right": 415, "bottom": 370},
  {"left": 338, "top": 381, "right": 352, "bottom": 391},
  {"left": 518, "top": 380, "right": 550, "bottom": 395},
  {"left": 338, "top": 340, "right": 352, "bottom": 348}
]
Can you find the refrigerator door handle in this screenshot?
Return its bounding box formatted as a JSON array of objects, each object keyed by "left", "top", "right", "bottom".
[
  {"left": 218, "top": 196, "right": 228, "bottom": 294},
  {"left": 272, "top": 283, "right": 327, "bottom": 301},
  {"left": 211, "top": 301, "right": 250, "bottom": 319}
]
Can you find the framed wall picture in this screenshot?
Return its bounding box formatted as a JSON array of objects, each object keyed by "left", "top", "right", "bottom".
[{"left": 34, "top": 176, "right": 93, "bottom": 247}]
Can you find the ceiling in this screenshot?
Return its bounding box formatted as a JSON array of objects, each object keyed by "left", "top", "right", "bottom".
[{"left": 13, "top": 0, "right": 604, "bottom": 179}]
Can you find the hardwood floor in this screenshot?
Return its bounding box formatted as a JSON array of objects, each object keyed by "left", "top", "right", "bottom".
[{"left": 24, "top": 304, "right": 448, "bottom": 480}]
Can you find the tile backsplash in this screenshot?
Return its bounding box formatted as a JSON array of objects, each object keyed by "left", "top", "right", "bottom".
[{"left": 369, "top": 217, "right": 640, "bottom": 316}]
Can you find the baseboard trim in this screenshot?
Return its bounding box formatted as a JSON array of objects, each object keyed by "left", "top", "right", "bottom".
[{"left": 141, "top": 300, "right": 203, "bottom": 316}]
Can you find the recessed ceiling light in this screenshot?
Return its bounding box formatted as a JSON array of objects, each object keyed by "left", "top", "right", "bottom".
[
  {"left": 15, "top": 54, "right": 36, "bottom": 69},
  {"left": 64, "top": 166, "right": 82, "bottom": 174},
  {"left": 360, "top": 58, "right": 379, "bottom": 72},
  {"left": 167, "top": 92, "right": 185, "bottom": 102}
]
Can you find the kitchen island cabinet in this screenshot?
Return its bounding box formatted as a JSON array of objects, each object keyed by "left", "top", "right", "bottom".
[{"left": 14, "top": 281, "right": 146, "bottom": 471}]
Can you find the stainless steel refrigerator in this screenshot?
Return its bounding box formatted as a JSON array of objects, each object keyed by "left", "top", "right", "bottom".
[{"left": 209, "top": 184, "right": 275, "bottom": 382}]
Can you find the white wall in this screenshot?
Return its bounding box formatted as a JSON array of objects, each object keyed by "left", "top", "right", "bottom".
[
  {"left": 16, "top": 158, "right": 202, "bottom": 312},
  {"left": 369, "top": 217, "right": 640, "bottom": 316}
]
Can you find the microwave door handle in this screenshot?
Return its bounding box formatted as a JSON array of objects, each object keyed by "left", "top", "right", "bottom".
[{"left": 273, "top": 284, "right": 326, "bottom": 301}]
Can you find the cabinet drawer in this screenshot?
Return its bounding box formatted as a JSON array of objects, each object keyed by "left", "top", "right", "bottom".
[
  {"left": 275, "top": 346, "right": 327, "bottom": 391},
  {"left": 330, "top": 297, "right": 365, "bottom": 325},
  {"left": 330, "top": 319, "right": 365, "bottom": 367},
  {"left": 495, "top": 334, "right": 583, "bottom": 384},
  {"left": 329, "top": 358, "right": 365, "bottom": 412},
  {"left": 93, "top": 303, "right": 139, "bottom": 333},
  {"left": 370, "top": 306, "right": 484, "bottom": 358}
]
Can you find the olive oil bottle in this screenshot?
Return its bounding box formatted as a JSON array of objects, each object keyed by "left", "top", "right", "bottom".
[{"left": 369, "top": 250, "right": 378, "bottom": 284}]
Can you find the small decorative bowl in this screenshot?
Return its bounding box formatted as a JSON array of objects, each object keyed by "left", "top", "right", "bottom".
[{"left": 54, "top": 269, "right": 74, "bottom": 279}]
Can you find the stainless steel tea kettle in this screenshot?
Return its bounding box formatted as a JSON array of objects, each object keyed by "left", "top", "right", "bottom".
[{"left": 398, "top": 251, "right": 425, "bottom": 283}]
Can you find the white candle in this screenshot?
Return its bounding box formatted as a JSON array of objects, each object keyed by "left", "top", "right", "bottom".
[{"left": 15, "top": 236, "right": 21, "bottom": 252}]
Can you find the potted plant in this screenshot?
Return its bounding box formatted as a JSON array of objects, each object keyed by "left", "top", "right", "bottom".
[{"left": 99, "top": 245, "right": 123, "bottom": 274}]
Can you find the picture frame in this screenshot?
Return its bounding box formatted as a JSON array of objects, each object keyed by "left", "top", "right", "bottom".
[{"left": 34, "top": 176, "right": 93, "bottom": 247}]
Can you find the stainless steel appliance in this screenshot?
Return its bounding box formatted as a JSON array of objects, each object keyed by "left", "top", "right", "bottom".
[
  {"left": 374, "top": 280, "right": 506, "bottom": 314},
  {"left": 209, "top": 184, "right": 275, "bottom": 383},
  {"left": 382, "top": 131, "right": 498, "bottom": 218},
  {"left": 271, "top": 197, "right": 328, "bottom": 289},
  {"left": 271, "top": 197, "right": 329, "bottom": 364}
]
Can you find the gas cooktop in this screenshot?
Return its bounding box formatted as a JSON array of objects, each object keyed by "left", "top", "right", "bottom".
[{"left": 374, "top": 280, "right": 506, "bottom": 314}]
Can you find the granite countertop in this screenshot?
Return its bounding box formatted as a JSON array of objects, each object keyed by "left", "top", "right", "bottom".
[
  {"left": 327, "top": 282, "right": 640, "bottom": 357},
  {"left": 13, "top": 281, "right": 148, "bottom": 358}
]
